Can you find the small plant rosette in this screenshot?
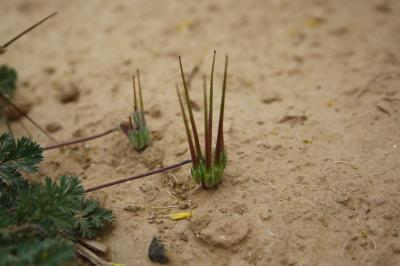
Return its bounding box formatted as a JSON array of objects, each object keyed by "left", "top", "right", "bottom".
[
  {"left": 191, "top": 152, "right": 227, "bottom": 188},
  {"left": 120, "top": 111, "right": 150, "bottom": 151}
]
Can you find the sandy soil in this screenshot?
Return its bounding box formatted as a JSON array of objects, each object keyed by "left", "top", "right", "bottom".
[{"left": 1, "top": 0, "right": 400, "bottom": 265}]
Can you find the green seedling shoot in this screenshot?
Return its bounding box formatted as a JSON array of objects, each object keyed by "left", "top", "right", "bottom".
[
  {"left": 120, "top": 69, "right": 150, "bottom": 151},
  {"left": 176, "top": 51, "right": 228, "bottom": 189}
]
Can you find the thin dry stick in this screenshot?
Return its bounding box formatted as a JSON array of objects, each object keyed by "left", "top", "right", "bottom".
[
  {"left": 84, "top": 159, "right": 192, "bottom": 193},
  {"left": 383, "top": 97, "right": 400, "bottom": 102},
  {"left": 76, "top": 244, "right": 109, "bottom": 266},
  {"left": 2, "top": 12, "right": 58, "bottom": 49},
  {"left": 43, "top": 127, "right": 118, "bottom": 151},
  {"left": 0, "top": 93, "right": 57, "bottom": 143}
]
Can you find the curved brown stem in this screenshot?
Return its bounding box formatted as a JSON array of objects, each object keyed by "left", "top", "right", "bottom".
[
  {"left": 43, "top": 127, "right": 118, "bottom": 151},
  {"left": 85, "top": 159, "right": 192, "bottom": 193},
  {"left": 2, "top": 12, "right": 58, "bottom": 49},
  {"left": 0, "top": 92, "right": 57, "bottom": 143}
]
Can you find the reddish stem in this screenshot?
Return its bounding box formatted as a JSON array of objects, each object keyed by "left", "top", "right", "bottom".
[
  {"left": 176, "top": 85, "right": 197, "bottom": 166},
  {"left": 206, "top": 51, "right": 216, "bottom": 168},
  {"left": 214, "top": 55, "right": 228, "bottom": 162},
  {"left": 132, "top": 75, "right": 138, "bottom": 112},
  {"left": 43, "top": 127, "right": 118, "bottom": 151},
  {"left": 85, "top": 159, "right": 192, "bottom": 193},
  {"left": 179, "top": 57, "right": 202, "bottom": 159}
]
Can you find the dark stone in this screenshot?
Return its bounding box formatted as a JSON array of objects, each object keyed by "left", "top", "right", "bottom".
[{"left": 148, "top": 237, "right": 168, "bottom": 264}]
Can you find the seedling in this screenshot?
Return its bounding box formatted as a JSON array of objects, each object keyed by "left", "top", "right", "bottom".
[
  {"left": 176, "top": 52, "right": 228, "bottom": 189},
  {"left": 43, "top": 70, "right": 153, "bottom": 152},
  {"left": 120, "top": 69, "right": 150, "bottom": 151}
]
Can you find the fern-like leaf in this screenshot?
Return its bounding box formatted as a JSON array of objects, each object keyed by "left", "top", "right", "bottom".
[
  {"left": 0, "top": 65, "right": 17, "bottom": 98},
  {"left": 0, "top": 133, "right": 41, "bottom": 207},
  {"left": 0, "top": 238, "right": 75, "bottom": 266},
  {"left": 0, "top": 134, "right": 114, "bottom": 264},
  {"left": 16, "top": 176, "right": 84, "bottom": 237},
  {"left": 0, "top": 133, "right": 43, "bottom": 174},
  {"left": 74, "top": 199, "right": 114, "bottom": 239}
]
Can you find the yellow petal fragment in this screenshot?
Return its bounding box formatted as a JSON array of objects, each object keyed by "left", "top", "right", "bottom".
[{"left": 169, "top": 212, "right": 192, "bottom": 220}]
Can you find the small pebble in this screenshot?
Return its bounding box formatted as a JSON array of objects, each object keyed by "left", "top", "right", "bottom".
[
  {"left": 391, "top": 240, "right": 400, "bottom": 253},
  {"left": 46, "top": 122, "right": 62, "bottom": 133},
  {"left": 259, "top": 212, "right": 273, "bottom": 221},
  {"left": 335, "top": 193, "right": 350, "bottom": 205},
  {"left": 148, "top": 237, "right": 168, "bottom": 264},
  {"left": 56, "top": 82, "right": 80, "bottom": 103},
  {"left": 148, "top": 105, "right": 162, "bottom": 118}
]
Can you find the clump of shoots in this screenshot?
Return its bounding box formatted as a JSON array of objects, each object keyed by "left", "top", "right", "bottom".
[
  {"left": 176, "top": 52, "right": 228, "bottom": 189},
  {"left": 120, "top": 69, "right": 150, "bottom": 151}
]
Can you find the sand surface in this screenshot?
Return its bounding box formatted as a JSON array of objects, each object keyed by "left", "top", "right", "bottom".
[{"left": 1, "top": 0, "right": 400, "bottom": 265}]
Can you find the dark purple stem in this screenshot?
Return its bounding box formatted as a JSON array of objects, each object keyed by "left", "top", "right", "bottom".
[
  {"left": 85, "top": 159, "right": 192, "bottom": 193},
  {"left": 43, "top": 127, "right": 118, "bottom": 151}
]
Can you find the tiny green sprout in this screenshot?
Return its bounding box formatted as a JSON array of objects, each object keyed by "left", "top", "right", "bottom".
[
  {"left": 176, "top": 51, "right": 228, "bottom": 189},
  {"left": 120, "top": 69, "right": 150, "bottom": 151}
]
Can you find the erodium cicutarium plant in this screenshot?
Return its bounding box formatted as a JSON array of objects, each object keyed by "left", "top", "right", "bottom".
[
  {"left": 120, "top": 69, "right": 150, "bottom": 151},
  {"left": 176, "top": 52, "right": 228, "bottom": 189}
]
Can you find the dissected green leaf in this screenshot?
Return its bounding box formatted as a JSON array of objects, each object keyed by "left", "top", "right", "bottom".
[
  {"left": 0, "top": 133, "right": 41, "bottom": 207},
  {"left": 16, "top": 176, "right": 84, "bottom": 237},
  {"left": 0, "top": 238, "right": 75, "bottom": 266},
  {"left": 0, "top": 133, "right": 114, "bottom": 263},
  {"left": 74, "top": 199, "right": 114, "bottom": 239},
  {"left": 0, "top": 133, "right": 43, "bottom": 174},
  {"left": 0, "top": 65, "right": 17, "bottom": 98}
]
